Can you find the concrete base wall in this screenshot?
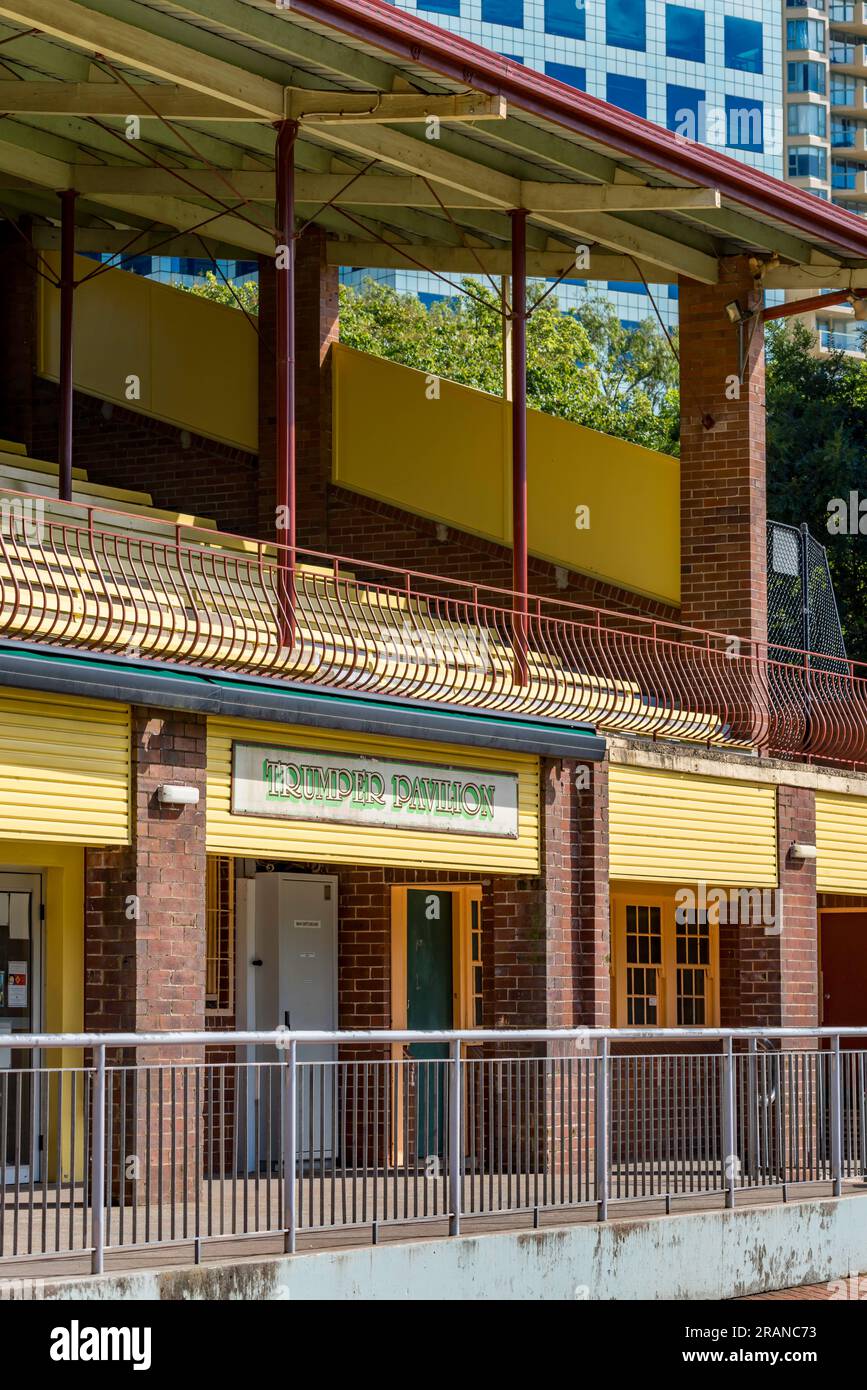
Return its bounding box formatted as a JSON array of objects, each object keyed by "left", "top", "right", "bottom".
[{"left": 35, "top": 1195, "right": 867, "bottom": 1301}]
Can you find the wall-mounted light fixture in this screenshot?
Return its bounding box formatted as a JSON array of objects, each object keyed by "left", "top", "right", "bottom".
[
  {"left": 157, "top": 784, "right": 200, "bottom": 806},
  {"left": 789, "top": 842, "right": 818, "bottom": 861},
  {"left": 724, "top": 300, "right": 759, "bottom": 385}
]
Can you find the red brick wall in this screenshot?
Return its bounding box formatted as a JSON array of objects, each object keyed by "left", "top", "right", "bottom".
[
  {"left": 84, "top": 706, "right": 207, "bottom": 1046},
  {"left": 777, "top": 783, "right": 819, "bottom": 1029},
  {"left": 333, "top": 757, "right": 610, "bottom": 1037},
  {"left": 2, "top": 222, "right": 668, "bottom": 627},
  {"left": 679, "top": 256, "right": 767, "bottom": 646},
  {"left": 326, "top": 485, "right": 678, "bottom": 621},
  {"left": 30, "top": 378, "right": 260, "bottom": 539},
  {"left": 720, "top": 782, "right": 818, "bottom": 1029}
]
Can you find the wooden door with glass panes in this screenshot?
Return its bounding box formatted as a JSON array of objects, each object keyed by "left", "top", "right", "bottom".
[
  {"left": 0, "top": 874, "right": 42, "bottom": 1183},
  {"left": 612, "top": 889, "right": 718, "bottom": 1029}
]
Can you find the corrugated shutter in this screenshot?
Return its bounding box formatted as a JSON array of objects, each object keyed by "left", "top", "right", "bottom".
[
  {"left": 0, "top": 688, "right": 130, "bottom": 845},
  {"left": 609, "top": 764, "right": 778, "bottom": 887},
  {"left": 816, "top": 791, "right": 867, "bottom": 894},
  {"left": 207, "top": 717, "right": 540, "bottom": 874}
]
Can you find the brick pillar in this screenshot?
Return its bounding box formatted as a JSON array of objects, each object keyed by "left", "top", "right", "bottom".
[
  {"left": 490, "top": 757, "right": 610, "bottom": 1179},
  {"left": 679, "top": 256, "right": 767, "bottom": 647},
  {"left": 257, "top": 228, "right": 339, "bottom": 547},
  {"left": 491, "top": 757, "right": 609, "bottom": 1031},
  {"left": 296, "top": 225, "right": 339, "bottom": 552},
  {"left": 719, "top": 784, "right": 818, "bottom": 1029},
  {"left": 0, "top": 219, "right": 37, "bottom": 452},
  {"left": 777, "top": 784, "right": 819, "bottom": 1029},
  {"left": 85, "top": 707, "right": 207, "bottom": 1194}
]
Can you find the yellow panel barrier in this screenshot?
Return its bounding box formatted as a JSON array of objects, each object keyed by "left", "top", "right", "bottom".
[
  {"left": 38, "top": 254, "right": 258, "bottom": 453},
  {"left": 333, "top": 343, "right": 680, "bottom": 605},
  {"left": 609, "top": 763, "right": 779, "bottom": 888},
  {"left": 816, "top": 791, "right": 867, "bottom": 895},
  {"left": 0, "top": 687, "right": 130, "bottom": 846}
]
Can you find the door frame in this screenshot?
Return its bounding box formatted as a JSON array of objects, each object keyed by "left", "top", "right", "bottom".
[
  {"left": 390, "top": 884, "right": 482, "bottom": 1033},
  {"left": 817, "top": 906, "right": 867, "bottom": 1029},
  {"left": 249, "top": 870, "right": 339, "bottom": 1167},
  {"left": 274, "top": 871, "right": 339, "bottom": 1034},
  {"left": 389, "top": 884, "right": 482, "bottom": 1166},
  {"left": 1, "top": 871, "right": 44, "bottom": 1184}
]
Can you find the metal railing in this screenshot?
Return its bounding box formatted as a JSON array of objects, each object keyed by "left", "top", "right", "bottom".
[
  {"left": 1, "top": 1027, "right": 866, "bottom": 1274},
  {"left": 2, "top": 491, "right": 867, "bottom": 767}
]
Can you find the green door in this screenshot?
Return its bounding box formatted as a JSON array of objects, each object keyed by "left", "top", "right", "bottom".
[{"left": 406, "top": 889, "right": 453, "bottom": 1159}]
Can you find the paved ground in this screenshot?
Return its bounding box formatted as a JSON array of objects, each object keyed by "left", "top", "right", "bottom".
[{"left": 738, "top": 1283, "right": 840, "bottom": 1300}]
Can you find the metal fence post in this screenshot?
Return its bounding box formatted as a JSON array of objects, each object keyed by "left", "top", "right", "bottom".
[
  {"left": 595, "top": 1036, "right": 609, "bottom": 1221},
  {"left": 91, "top": 1042, "right": 106, "bottom": 1275},
  {"left": 746, "top": 1037, "right": 758, "bottom": 1186},
  {"left": 284, "top": 1038, "right": 297, "bottom": 1253},
  {"left": 723, "top": 1036, "right": 737, "bottom": 1209},
  {"left": 449, "top": 1039, "right": 462, "bottom": 1237},
  {"left": 831, "top": 1033, "right": 843, "bottom": 1198}
]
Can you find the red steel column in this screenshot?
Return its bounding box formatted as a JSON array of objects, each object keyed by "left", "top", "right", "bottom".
[
  {"left": 58, "top": 188, "right": 78, "bottom": 503},
  {"left": 275, "top": 120, "right": 298, "bottom": 648},
  {"left": 510, "top": 209, "right": 529, "bottom": 685}
]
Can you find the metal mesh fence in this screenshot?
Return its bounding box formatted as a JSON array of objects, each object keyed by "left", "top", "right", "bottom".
[{"left": 767, "top": 521, "right": 848, "bottom": 674}]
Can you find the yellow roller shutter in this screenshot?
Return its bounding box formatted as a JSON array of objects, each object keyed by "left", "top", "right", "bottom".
[
  {"left": 0, "top": 688, "right": 130, "bottom": 845},
  {"left": 609, "top": 764, "right": 778, "bottom": 887},
  {"left": 207, "top": 716, "right": 539, "bottom": 874},
  {"left": 816, "top": 791, "right": 867, "bottom": 894}
]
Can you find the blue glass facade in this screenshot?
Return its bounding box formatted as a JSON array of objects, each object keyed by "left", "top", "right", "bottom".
[
  {"left": 724, "top": 15, "right": 765, "bottom": 73},
  {"left": 665, "top": 5, "right": 705, "bottom": 62},
  {"left": 606, "top": 0, "right": 646, "bottom": 51},
  {"left": 343, "top": 2, "right": 783, "bottom": 337},
  {"left": 123, "top": 2, "right": 784, "bottom": 341},
  {"left": 545, "top": 61, "right": 587, "bottom": 88},
  {"left": 545, "top": 0, "right": 587, "bottom": 40},
  {"left": 607, "top": 71, "right": 647, "bottom": 116},
  {"left": 481, "top": 0, "right": 523, "bottom": 24}
]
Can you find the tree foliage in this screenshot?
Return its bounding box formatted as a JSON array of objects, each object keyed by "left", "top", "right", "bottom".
[
  {"left": 177, "top": 271, "right": 679, "bottom": 453},
  {"left": 179, "top": 269, "right": 259, "bottom": 316},
  {"left": 338, "top": 278, "right": 680, "bottom": 454},
  {"left": 766, "top": 320, "right": 867, "bottom": 660}
]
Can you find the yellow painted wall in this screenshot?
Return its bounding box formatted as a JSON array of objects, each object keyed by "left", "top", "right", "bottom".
[
  {"left": 609, "top": 764, "right": 778, "bottom": 887},
  {"left": 816, "top": 791, "right": 867, "bottom": 894},
  {"left": 38, "top": 253, "right": 258, "bottom": 452},
  {"left": 0, "top": 842, "right": 84, "bottom": 1180},
  {"left": 0, "top": 687, "right": 130, "bottom": 845},
  {"left": 207, "top": 715, "right": 540, "bottom": 874},
  {"left": 333, "top": 343, "right": 680, "bottom": 605}
]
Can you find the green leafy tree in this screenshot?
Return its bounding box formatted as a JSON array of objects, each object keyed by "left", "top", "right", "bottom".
[
  {"left": 766, "top": 320, "right": 867, "bottom": 660},
  {"left": 175, "top": 270, "right": 679, "bottom": 451},
  {"left": 178, "top": 269, "right": 259, "bottom": 316},
  {"left": 338, "top": 278, "right": 680, "bottom": 453}
]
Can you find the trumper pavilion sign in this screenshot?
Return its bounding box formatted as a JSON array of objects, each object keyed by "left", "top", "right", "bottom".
[{"left": 231, "top": 743, "right": 519, "bottom": 840}]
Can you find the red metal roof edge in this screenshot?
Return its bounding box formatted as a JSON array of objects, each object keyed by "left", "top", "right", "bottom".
[{"left": 289, "top": 0, "right": 867, "bottom": 263}]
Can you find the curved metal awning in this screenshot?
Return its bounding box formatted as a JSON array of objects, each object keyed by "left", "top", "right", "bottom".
[{"left": 0, "top": 0, "right": 860, "bottom": 292}]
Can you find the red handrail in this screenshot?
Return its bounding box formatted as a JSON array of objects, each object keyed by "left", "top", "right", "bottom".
[{"left": 0, "top": 487, "right": 864, "bottom": 769}]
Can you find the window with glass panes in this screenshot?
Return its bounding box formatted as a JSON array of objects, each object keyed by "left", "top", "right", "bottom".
[
  {"left": 613, "top": 890, "right": 719, "bottom": 1028},
  {"left": 788, "top": 60, "right": 827, "bottom": 94},
  {"left": 675, "top": 910, "right": 711, "bottom": 1025},
  {"left": 624, "top": 903, "right": 662, "bottom": 1026}
]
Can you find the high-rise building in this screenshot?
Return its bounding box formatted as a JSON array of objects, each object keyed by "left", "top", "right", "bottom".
[
  {"left": 343, "top": 1, "right": 784, "bottom": 332},
  {"left": 784, "top": 1, "right": 867, "bottom": 354}
]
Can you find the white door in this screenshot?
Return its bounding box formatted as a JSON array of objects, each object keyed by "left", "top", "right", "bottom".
[
  {"left": 0, "top": 873, "right": 43, "bottom": 1185},
  {"left": 254, "top": 873, "right": 338, "bottom": 1164}
]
